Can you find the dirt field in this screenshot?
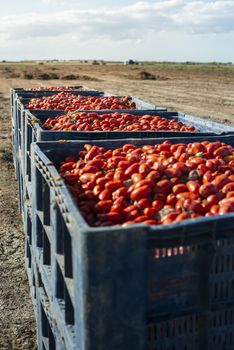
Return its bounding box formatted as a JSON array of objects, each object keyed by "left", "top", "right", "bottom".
[{"left": 0, "top": 62, "right": 234, "bottom": 349}]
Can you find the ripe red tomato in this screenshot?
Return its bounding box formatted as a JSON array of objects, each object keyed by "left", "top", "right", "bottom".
[
  {"left": 212, "top": 174, "right": 231, "bottom": 190},
  {"left": 131, "top": 173, "right": 142, "bottom": 184},
  {"left": 219, "top": 204, "right": 234, "bottom": 214},
  {"left": 214, "top": 146, "right": 232, "bottom": 157},
  {"left": 136, "top": 198, "right": 152, "bottom": 210},
  {"left": 155, "top": 180, "right": 173, "bottom": 194},
  {"left": 144, "top": 207, "right": 158, "bottom": 219},
  {"left": 186, "top": 180, "right": 200, "bottom": 194},
  {"left": 130, "top": 186, "right": 151, "bottom": 201},
  {"left": 199, "top": 183, "right": 218, "bottom": 197},
  {"left": 188, "top": 142, "right": 206, "bottom": 155},
  {"left": 182, "top": 198, "right": 205, "bottom": 214},
  {"left": 222, "top": 182, "right": 234, "bottom": 193},
  {"left": 166, "top": 193, "right": 177, "bottom": 205},
  {"left": 175, "top": 212, "right": 191, "bottom": 222}
]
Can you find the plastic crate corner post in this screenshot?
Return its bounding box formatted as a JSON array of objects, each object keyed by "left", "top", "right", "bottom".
[{"left": 31, "top": 144, "right": 43, "bottom": 251}]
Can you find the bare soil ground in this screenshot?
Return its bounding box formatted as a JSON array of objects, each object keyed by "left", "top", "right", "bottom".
[{"left": 0, "top": 62, "right": 234, "bottom": 349}]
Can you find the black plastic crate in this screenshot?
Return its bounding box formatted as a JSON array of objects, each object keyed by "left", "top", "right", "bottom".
[
  {"left": 11, "top": 90, "right": 105, "bottom": 195},
  {"left": 22, "top": 109, "right": 201, "bottom": 203},
  {"left": 10, "top": 86, "right": 95, "bottom": 176},
  {"left": 14, "top": 86, "right": 92, "bottom": 98},
  {"left": 22, "top": 108, "right": 234, "bottom": 214},
  {"left": 11, "top": 85, "right": 87, "bottom": 100},
  {"left": 13, "top": 89, "right": 102, "bottom": 134},
  {"left": 18, "top": 108, "right": 168, "bottom": 211},
  {"left": 30, "top": 135, "right": 234, "bottom": 350},
  {"left": 13, "top": 90, "right": 104, "bottom": 154},
  {"left": 13, "top": 93, "right": 163, "bottom": 188},
  {"left": 11, "top": 86, "right": 93, "bottom": 123}
]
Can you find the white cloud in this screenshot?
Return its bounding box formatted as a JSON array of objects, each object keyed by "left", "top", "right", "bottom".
[
  {"left": 0, "top": 1, "right": 233, "bottom": 61},
  {"left": 40, "top": 0, "right": 66, "bottom": 4},
  {"left": 0, "top": 0, "right": 234, "bottom": 45}
]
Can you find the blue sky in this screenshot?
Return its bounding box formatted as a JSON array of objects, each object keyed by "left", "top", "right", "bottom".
[{"left": 0, "top": 0, "right": 234, "bottom": 62}]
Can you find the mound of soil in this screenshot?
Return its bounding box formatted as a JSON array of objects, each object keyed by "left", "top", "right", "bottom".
[
  {"left": 139, "top": 70, "right": 156, "bottom": 80},
  {"left": 138, "top": 70, "right": 169, "bottom": 80}
]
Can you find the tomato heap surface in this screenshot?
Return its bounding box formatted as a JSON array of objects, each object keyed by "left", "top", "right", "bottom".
[
  {"left": 58, "top": 140, "right": 234, "bottom": 227},
  {"left": 43, "top": 112, "right": 197, "bottom": 132},
  {"left": 25, "top": 93, "right": 136, "bottom": 111}
]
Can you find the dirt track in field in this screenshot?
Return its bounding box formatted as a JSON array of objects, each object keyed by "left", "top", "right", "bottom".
[{"left": 0, "top": 62, "right": 233, "bottom": 349}]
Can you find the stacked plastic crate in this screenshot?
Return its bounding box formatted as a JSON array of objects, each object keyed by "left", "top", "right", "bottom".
[
  {"left": 11, "top": 85, "right": 234, "bottom": 350},
  {"left": 12, "top": 88, "right": 164, "bottom": 213},
  {"left": 11, "top": 85, "right": 167, "bottom": 349}
]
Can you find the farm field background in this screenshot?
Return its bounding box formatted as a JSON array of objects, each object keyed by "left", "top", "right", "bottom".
[{"left": 0, "top": 61, "right": 234, "bottom": 349}]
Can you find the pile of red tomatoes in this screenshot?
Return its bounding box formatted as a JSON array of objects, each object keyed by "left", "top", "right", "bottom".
[
  {"left": 25, "top": 86, "right": 84, "bottom": 91},
  {"left": 58, "top": 140, "right": 234, "bottom": 227},
  {"left": 25, "top": 93, "right": 136, "bottom": 111},
  {"left": 43, "top": 112, "right": 197, "bottom": 132}
]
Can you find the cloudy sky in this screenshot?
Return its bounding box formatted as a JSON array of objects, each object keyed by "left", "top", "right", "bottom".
[{"left": 0, "top": 0, "right": 234, "bottom": 62}]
